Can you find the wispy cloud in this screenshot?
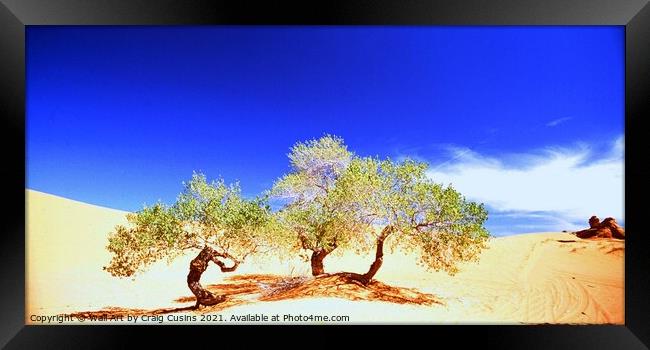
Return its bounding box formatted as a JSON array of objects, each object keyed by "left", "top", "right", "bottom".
[
  {"left": 486, "top": 209, "right": 585, "bottom": 236},
  {"left": 545, "top": 117, "right": 573, "bottom": 127},
  {"left": 426, "top": 136, "right": 624, "bottom": 234}
]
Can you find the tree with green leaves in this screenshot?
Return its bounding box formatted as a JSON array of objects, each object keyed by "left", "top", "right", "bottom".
[
  {"left": 271, "top": 135, "right": 364, "bottom": 275},
  {"left": 335, "top": 156, "right": 490, "bottom": 285},
  {"left": 272, "top": 135, "right": 489, "bottom": 283},
  {"left": 104, "top": 172, "right": 281, "bottom": 308}
]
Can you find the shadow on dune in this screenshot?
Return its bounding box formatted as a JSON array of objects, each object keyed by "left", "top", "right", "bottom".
[
  {"left": 69, "top": 273, "right": 443, "bottom": 318},
  {"left": 258, "top": 273, "right": 444, "bottom": 306}
]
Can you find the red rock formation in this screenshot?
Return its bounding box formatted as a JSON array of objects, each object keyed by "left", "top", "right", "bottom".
[
  {"left": 575, "top": 216, "right": 625, "bottom": 240},
  {"left": 603, "top": 217, "right": 625, "bottom": 239}
]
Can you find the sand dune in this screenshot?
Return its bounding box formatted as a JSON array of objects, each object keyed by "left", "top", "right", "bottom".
[{"left": 26, "top": 189, "right": 624, "bottom": 324}]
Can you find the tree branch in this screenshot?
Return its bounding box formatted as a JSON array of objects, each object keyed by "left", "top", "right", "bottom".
[
  {"left": 298, "top": 230, "right": 312, "bottom": 250},
  {"left": 208, "top": 247, "right": 240, "bottom": 272},
  {"left": 326, "top": 236, "right": 339, "bottom": 253},
  {"left": 380, "top": 225, "right": 395, "bottom": 240},
  {"left": 212, "top": 257, "right": 239, "bottom": 272}
]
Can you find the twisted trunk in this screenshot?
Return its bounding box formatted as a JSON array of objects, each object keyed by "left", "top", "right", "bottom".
[
  {"left": 303, "top": 231, "right": 338, "bottom": 275},
  {"left": 362, "top": 235, "right": 385, "bottom": 282},
  {"left": 187, "top": 246, "right": 239, "bottom": 308},
  {"left": 343, "top": 226, "right": 392, "bottom": 286},
  {"left": 310, "top": 249, "right": 330, "bottom": 276}
]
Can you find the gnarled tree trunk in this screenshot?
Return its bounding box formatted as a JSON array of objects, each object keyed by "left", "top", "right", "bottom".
[
  {"left": 341, "top": 226, "right": 393, "bottom": 286},
  {"left": 311, "top": 249, "right": 330, "bottom": 276},
  {"left": 303, "top": 232, "right": 338, "bottom": 275},
  {"left": 361, "top": 235, "right": 386, "bottom": 282},
  {"left": 187, "top": 246, "right": 239, "bottom": 308}
]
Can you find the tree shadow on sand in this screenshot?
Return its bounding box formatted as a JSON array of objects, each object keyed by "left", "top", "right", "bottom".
[{"left": 70, "top": 273, "right": 444, "bottom": 318}]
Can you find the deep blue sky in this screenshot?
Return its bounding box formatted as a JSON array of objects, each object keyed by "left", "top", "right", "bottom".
[{"left": 27, "top": 26, "right": 624, "bottom": 235}]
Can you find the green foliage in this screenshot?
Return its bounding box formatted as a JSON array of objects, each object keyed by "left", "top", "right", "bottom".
[
  {"left": 106, "top": 134, "right": 491, "bottom": 279},
  {"left": 104, "top": 172, "right": 279, "bottom": 278},
  {"left": 271, "top": 135, "right": 363, "bottom": 255},
  {"left": 288, "top": 134, "right": 352, "bottom": 176},
  {"left": 339, "top": 156, "right": 490, "bottom": 274},
  {"left": 105, "top": 203, "right": 186, "bottom": 277},
  {"left": 273, "top": 134, "right": 490, "bottom": 274}
]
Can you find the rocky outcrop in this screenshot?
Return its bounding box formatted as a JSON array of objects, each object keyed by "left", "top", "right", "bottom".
[
  {"left": 575, "top": 216, "right": 625, "bottom": 240},
  {"left": 603, "top": 218, "right": 625, "bottom": 239}
]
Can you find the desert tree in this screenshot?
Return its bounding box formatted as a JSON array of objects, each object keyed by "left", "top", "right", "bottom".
[
  {"left": 334, "top": 156, "right": 490, "bottom": 285},
  {"left": 272, "top": 135, "right": 488, "bottom": 280},
  {"left": 104, "top": 172, "right": 282, "bottom": 308},
  {"left": 271, "top": 135, "right": 367, "bottom": 275}
]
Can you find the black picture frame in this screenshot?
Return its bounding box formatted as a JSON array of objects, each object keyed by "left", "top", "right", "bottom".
[{"left": 1, "top": 0, "right": 648, "bottom": 348}]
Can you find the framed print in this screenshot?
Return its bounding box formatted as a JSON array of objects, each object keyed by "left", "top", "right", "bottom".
[{"left": 1, "top": 0, "right": 648, "bottom": 348}]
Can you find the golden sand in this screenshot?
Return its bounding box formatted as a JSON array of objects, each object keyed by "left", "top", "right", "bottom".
[{"left": 26, "top": 189, "right": 623, "bottom": 324}]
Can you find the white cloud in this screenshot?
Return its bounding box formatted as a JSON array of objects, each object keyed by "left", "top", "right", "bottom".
[
  {"left": 546, "top": 117, "right": 573, "bottom": 127},
  {"left": 487, "top": 210, "right": 585, "bottom": 236},
  {"left": 426, "top": 136, "right": 624, "bottom": 224}
]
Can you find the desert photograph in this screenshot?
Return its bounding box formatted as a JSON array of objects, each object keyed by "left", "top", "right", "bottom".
[{"left": 26, "top": 26, "right": 624, "bottom": 324}]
